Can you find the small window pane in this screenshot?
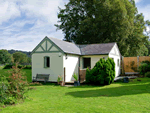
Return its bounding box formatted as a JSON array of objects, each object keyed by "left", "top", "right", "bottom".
[
  {"left": 83, "top": 58, "right": 91, "bottom": 68},
  {"left": 44, "top": 56, "right": 50, "bottom": 68},
  {"left": 47, "top": 57, "right": 50, "bottom": 67}
]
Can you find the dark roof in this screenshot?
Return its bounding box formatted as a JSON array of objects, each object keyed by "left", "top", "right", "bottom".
[
  {"left": 49, "top": 37, "right": 81, "bottom": 55},
  {"left": 48, "top": 37, "right": 116, "bottom": 55},
  {"left": 78, "top": 43, "right": 116, "bottom": 55}
]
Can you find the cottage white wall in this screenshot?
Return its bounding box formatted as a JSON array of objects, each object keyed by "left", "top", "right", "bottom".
[
  {"left": 80, "top": 55, "right": 108, "bottom": 69},
  {"left": 109, "top": 44, "right": 121, "bottom": 77},
  {"left": 63, "top": 54, "right": 79, "bottom": 82},
  {"left": 32, "top": 53, "right": 64, "bottom": 82}
]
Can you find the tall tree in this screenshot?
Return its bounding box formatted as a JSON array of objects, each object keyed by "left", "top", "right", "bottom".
[
  {"left": 124, "top": 0, "right": 149, "bottom": 56},
  {"left": 13, "top": 52, "right": 28, "bottom": 64},
  {"left": 0, "top": 49, "right": 12, "bottom": 64},
  {"left": 55, "top": 0, "right": 149, "bottom": 56},
  {"left": 27, "top": 57, "right": 31, "bottom": 64}
]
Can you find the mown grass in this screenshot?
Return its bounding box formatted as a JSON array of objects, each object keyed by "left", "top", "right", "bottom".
[{"left": 0, "top": 71, "right": 150, "bottom": 113}]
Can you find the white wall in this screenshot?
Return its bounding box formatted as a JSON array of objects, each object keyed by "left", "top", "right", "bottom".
[
  {"left": 32, "top": 53, "right": 64, "bottom": 82},
  {"left": 80, "top": 52, "right": 121, "bottom": 77},
  {"left": 63, "top": 54, "right": 79, "bottom": 82},
  {"left": 109, "top": 44, "right": 121, "bottom": 77},
  {"left": 80, "top": 55, "right": 108, "bottom": 69}
]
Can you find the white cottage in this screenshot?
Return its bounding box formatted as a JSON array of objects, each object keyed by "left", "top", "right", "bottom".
[{"left": 31, "top": 36, "right": 121, "bottom": 82}]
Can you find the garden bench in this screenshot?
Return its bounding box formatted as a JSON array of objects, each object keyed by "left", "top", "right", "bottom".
[{"left": 33, "top": 74, "right": 50, "bottom": 83}]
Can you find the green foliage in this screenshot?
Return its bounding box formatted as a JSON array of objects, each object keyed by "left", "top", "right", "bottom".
[
  {"left": 57, "top": 75, "right": 63, "bottom": 83},
  {"left": 3, "top": 64, "right": 15, "bottom": 69},
  {"left": 27, "top": 57, "right": 31, "bottom": 63},
  {"left": 86, "top": 58, "right": 115, "bottom": 85},
  {"left": 0, "top": 63, "right": 29, "bottom": 105},
  {"left": 73, "top": 73, "right": 78, "bottom": 81},
  {"left": 138, "top": 63, "right": 150, "bottom": 75},
  {"left": 4, "top": 64, "right": 31, "bottom": 69},
  {"left": 141, "top": 60, "right": 150, "bottom": 65},
  {"left": 85, "top": 68, "right": 91, "bottom": 84},
  {"left": 13, "top": 52, "right": 28, "bottom": 64},
  {"left": 6, "top": 63, "right": 29, "bottom": 99},
  {"left": 0, "top": 75, "right": 11, "bottom": 105},
  {"left": 124, "top": 9, "right": 149, "bottom": 56},
  {"left": 145, "top": 72, "right": 150, "bottom": 78},
  {"left": 25, "top": 65, "right": 32, "bottom": 69},
  {"left": 0, "top": 49, "right": 13, "bottom": 64},
  {"left": 55, "top": 0, "right": 149, "bottom": 56}
]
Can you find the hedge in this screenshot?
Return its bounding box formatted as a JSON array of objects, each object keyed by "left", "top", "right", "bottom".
[{"left": 3, "top": 64, "right": 31, "bottom": 69}]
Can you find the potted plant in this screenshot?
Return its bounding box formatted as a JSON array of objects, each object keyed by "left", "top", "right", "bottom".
[
  {"left": 73, "top": 73, "right": 80, "bottom": 86},
  {"left": 57, "top": 75, "right": 65, "bottom": 86}
]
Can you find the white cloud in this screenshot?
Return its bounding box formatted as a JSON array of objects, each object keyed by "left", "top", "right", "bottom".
[
  {"left": 0, "top": 0, "right": 69, "bottom": 51},
  {"left": 137, "top": 4, "right": 150, "bottom": 21},
  {"left": 0, "top": 0, "right": 21, "bottom": 24},
  {"left": 19, "top": 0, "right": 65, "bottom": 24},
  {"left": 135, "top": 0, "right": 142, "bottom": 3}
]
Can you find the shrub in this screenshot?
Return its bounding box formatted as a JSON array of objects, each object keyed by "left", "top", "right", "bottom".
[
  {"left": 3, "top": 64, "right": 14, "bottom": 69},
  {"left": 7, "top": 63, "right": 29, "bottom": 99},
  {"left": 73, "top": 73, "right": 78, "bottom": 81},
  {"left": 138, "top": 63, "right": 150, "bottom": 76},
  {"left": 0, "top": 63, "right": 29, "bottom": 106},
  {"left": 145, "top": 71, "right": 150, "bottom": 78},
  {"left": 85, "top": 57, "right": 115, "bottom": 85},
  {"left": 0, "top": 75, "right": 10, "bottom": 105},
  {"left": 86, "top": 68, "right": 91, "bottom": 83},
  {"left": 3, "top": 64, "right": 31, "bottom": 69},
  {"left": 57, "top": 75, "right": 63, "bottom": 83},
  {"left": 141, "top": 60, "right": 150, "bottom": 65},
  {"left": 25, "top": 65, "right": 31, "bottom": 69}
]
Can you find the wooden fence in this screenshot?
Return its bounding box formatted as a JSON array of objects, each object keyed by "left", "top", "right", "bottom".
[
  {"left": 79, "top": 69, "right": 86, "bottom": 82},
  {"left": 122, "top": 56, "right": 150, "bottom": 74}
]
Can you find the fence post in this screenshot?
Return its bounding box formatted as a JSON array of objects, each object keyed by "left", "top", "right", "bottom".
[
  {"left": 78, "top": 67, "right": 80, "bottom": 82},
  {"left": 121, "top": 56, "right": 124, "bottom": 74},
  {"left": 137, "top": 56, "right": 139, "bottom": 72},
  {"left": 64, "top": 67, "right": 65, "bottom": 83}
]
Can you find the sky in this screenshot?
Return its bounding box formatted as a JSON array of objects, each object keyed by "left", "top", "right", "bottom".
[{"left": 0, "top": 0, "right": 149, "bottom": 52}]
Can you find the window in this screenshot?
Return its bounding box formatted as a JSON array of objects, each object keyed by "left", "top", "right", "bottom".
[
  {"left": 117, "top": 59, "right": 119, "bottom": 66},
  {"left": 83, "top": 58, "right": 91, "bottom": 69},
  {"left": 44, "top": 56, "right": 50, "bottom": 68}
]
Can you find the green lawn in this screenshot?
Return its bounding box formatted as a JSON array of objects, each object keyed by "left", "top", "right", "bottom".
[{"left": 1, "top": 69, "right": 150, "bottom": 113}]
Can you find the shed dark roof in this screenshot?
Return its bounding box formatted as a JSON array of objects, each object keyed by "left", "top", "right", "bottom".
[
  {"left": 48, "top": 37, "right": 116, "bottom": 55},
  {"left": 49, "top": 37, "right": 81, "bottom": 55},
  {"left": 78, "top": 43, "right": 116, "bottom": 55}
]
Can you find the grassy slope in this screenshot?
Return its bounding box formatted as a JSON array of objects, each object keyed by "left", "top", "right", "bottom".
[{"left": 1, "top": 76, "right": 150, "bottom": 113}]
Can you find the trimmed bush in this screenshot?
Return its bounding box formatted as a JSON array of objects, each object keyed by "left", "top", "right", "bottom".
[
  {"left": 3, "top": 64, "right": 31, "bottom": 69},
  {"left": 145, "top": 71, "right": 150, "bottom": 78},
  {"left": 25, "top": 65, "right": 32, "bottom": 69},
  {"left": 141, "top": 60, "right": 150, "bottom": 65},
  {"left": 3, "top": 64, "right": 14, "bottom": 69},
  {"left": 138, "top": 63, "right": 150, "bottom": 76},
  {"left": 85, "top": 68, "right": 91, "bottom": 83},
  {"left": 86, "top": 57, "right": 115, "bottom": 85}
]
